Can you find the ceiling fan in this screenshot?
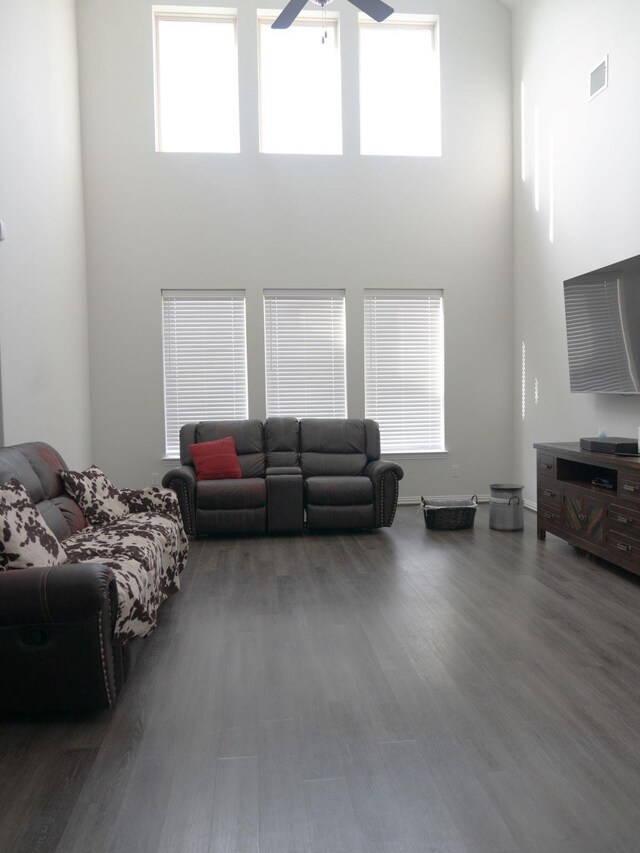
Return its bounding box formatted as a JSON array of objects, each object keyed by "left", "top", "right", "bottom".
[{"left": 272, "top": 0, "right": 394, "bottom": 30}]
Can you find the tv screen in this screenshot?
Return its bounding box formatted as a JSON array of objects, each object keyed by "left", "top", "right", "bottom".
[{"left": 564, "top": 254, "right": 640, "bottom": 393}]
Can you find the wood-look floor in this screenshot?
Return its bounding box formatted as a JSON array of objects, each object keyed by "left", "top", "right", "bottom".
[{"left": 2, "top": 506, "right": 640, "bottom": 853}]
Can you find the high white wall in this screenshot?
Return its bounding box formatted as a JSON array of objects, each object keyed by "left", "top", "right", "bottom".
[
  {"left": 76, "top": 0, "right": 513, "bottom": 496},
  {"left": 512, "top": 0, "right": 640, "bottom": 503},
  {"left": 0, "top": 0, "right": 92, "bottom": 467}
]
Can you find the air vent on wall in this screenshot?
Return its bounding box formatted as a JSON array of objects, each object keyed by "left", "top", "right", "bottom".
[{"left": 589, "top": 55, "right": 608, "bottom": 101}]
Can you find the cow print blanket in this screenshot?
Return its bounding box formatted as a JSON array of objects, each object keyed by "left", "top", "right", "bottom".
[{"left": 63, "top": 487, "right": 188, "bottom": 642}]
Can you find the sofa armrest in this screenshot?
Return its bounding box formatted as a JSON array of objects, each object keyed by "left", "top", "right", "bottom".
[
  {"left": 0, "top": 563, "right": 117, "bottom": 626},
  {"left": 266, "top": 467, "right": 304, "bottom": 532},
  {"left": 0, "top": 563, "right": 119, "bottom": 712},
  {"left": 364, "top": 459, "right": 404, "bottom": 528},
  {"left": 120, "top": 485, "right": 182, "bottom": 518},
  {"left": 162, "top": 466, "right": 197, "bottom": 535}
]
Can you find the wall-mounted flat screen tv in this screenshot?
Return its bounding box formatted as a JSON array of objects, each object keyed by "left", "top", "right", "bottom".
[{"left": 564, "top": 253, "right": 640, "bottom": 393}]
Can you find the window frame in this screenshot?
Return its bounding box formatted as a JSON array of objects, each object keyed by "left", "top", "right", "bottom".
[
  {"left": 257, "top": 10, "right": 343, "bottom": 156},
  {"left": 263, "top": 288, "right": 347, "bottom": 418},
  {"left": 364, "top": 288, "right": 445, "bottom": 456},
  {"left": 153, "top": 6, "right": 241, "bottom": 154},
  {"left": 161, "top": 289, "right": 249, "bottom": 458},
  {"left": 358, "top": 14, "right": 441, "bottom": 158}
]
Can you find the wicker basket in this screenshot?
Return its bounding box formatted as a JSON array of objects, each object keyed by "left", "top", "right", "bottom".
[{"left": 420, "top": 495, "right": 478, "bottom": 530}]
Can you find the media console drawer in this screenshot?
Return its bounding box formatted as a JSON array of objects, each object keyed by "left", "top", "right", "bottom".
[
  {"left": 619, "top": 475, "right": 640, "bottom": 502},
  {"left": 608, "top": 530, "right": 640, "bottom": 561},
  {"left": 609, "top": 503, "right": 640, "bottom": 536},
  {"left": 539, "top": 506, "right": 562, "bottom": 528},
  {"left": 538, "top": 454, "right": 556, "bottom": 476},
  {"left": 538, "top": 478, "right": 562, "bottom": 507}
]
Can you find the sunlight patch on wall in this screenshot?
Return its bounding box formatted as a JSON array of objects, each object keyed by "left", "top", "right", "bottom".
[
  {"left": 521, "top": 341, "right": 526, "bottom": 420},
  {"left": 534, "top": 106, "right": 540, "bottom": 212},
  {"left": 520, "top": 81, "right": 526, "bottom": 182},
  {"left": 534, "top": 377, "right": 539, "bottom": 405},
  {"left": 549, "top": 135, "right": 554, "bottom": 243}
]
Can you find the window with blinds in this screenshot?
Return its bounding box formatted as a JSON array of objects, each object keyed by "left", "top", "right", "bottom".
[
  {"left": 364, "top": 290, "right": 444, "bottom": 453},
  {"left": 264, "top": 290, "right": 347, "bottom": 417},
  {"left": 162, "top": 291, "right": 248, "bottom": 456}
]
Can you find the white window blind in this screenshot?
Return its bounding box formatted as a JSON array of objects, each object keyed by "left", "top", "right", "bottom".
[
  {"left": 264, "top": 290, "right": 347, "bottom": 417},
  {"left": 364, "top": 290, "right": 444, "bottom": 453},
  {"left": 162, "top": 291, "right": 248, "bottom": 456}
]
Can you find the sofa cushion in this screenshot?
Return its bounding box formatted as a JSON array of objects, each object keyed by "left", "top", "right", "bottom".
[
  {"left": 49, "top": 495, "right": 87, "bottom": 536},
  {"left": 195, "top": 420, "right": 265, "bottom": 478},
  {"left": 0, "top": 442, "right": 87, "bottom": 542},
  {"left": 0, "top": 479, "right": 67, "bottom": 569},
  {"left": 189, "top": 437, "right": 242, "bottom": 481},
  {"left": 306, "top": 504, "right": 374, "bottom": 529},
  {"left": 299, "top": 419, "right": 367, "bottom": 477},
  {"left": 18, "top": 443, "right": 68, "bottom": 501},
  {"left": 0, "top": 447, "right": 47, "bottom": 504},
  {"left": 36, "top": 499, "right": 76, "bottom": 542},
  {"left": 300, "top": 419, "right": 367, "bottom": 454},
  {"left": 60, "top": 466, "right": 130, "bottom": 527},
  {"left": 300, "top": 453, "right": 368, "bottom": 477},
  {"left": 305, "top": 476, "right": 373, "bottom": 507},
  {"left": 264, "top": 417, "right": 299, "bottom": 468},
  {"left": 196, "top": 478, "right": 266, "bottom": 510},
  {"left": 194, "top": 507, "right": 266, "bottom": 534}
]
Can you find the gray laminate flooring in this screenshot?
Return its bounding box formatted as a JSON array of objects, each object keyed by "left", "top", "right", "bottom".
[{"left": 2, "top": 506, "right": 640, "bottom": 853}]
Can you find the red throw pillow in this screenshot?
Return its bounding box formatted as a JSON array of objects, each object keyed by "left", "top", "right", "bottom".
[{"left": 189, "top": 437, "right": 242, "bottom": 481}]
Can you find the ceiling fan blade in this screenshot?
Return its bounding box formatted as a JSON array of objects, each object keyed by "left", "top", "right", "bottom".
[
  {"left": 347, "top": 0, "right": 394, "bottom": 23},
  {"left": 272, "top": 0, "right": 310, "bottom": 29}
]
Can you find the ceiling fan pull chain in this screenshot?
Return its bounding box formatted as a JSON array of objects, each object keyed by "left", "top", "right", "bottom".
[{"left": 272, "top": 0, "right": 393, "bottom": 31}]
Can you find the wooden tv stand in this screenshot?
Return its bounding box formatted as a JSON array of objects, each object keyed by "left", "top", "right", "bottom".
[{"left": 534, "top": 442, "right": 640, "bottom": 577}]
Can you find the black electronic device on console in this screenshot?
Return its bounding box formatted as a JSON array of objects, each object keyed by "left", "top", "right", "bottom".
[
  {"left": 591, "top": 477, "right": 615, "bottom": 489},
  {"left": 580, "top": 436, "right": 639, "bottom": 455}
]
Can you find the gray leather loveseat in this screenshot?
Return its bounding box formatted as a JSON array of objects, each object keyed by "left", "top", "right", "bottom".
[{"left": 163, "top": 417, "right": 403, "bottom": 535}]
